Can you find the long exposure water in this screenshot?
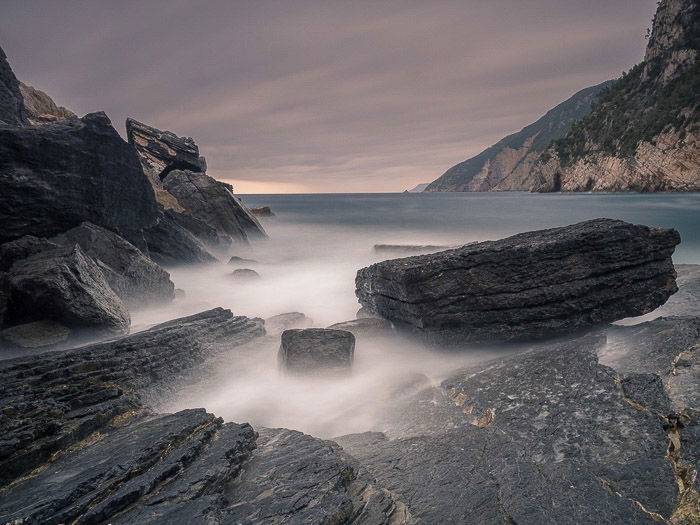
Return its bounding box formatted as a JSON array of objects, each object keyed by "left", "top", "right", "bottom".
[{"left": 138, "top": 192, "right": 700, "bottom": 437}]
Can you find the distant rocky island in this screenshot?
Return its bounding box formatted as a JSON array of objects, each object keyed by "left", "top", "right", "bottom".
[{"left": 426, "top": 0, "right": 700, "bottom": 193}]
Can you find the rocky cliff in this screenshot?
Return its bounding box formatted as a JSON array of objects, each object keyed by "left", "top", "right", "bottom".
[
  {"left": 19, "top": 82, "right": 75, "bottom": 124},
  {"left": 532, "top": 0, "right": 700, "bottom": 192},
  {"left": 425, "top": 82, "right": 612, "bottom": 192}
]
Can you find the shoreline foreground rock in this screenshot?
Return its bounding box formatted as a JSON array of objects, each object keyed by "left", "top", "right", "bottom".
[{"left": 356, "top": 219, "right": 680, "bottom": 344}]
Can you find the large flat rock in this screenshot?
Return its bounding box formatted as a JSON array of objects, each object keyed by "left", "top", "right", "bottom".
[{"left": 356, "top": 219, "right": 680, "bottom": 344}]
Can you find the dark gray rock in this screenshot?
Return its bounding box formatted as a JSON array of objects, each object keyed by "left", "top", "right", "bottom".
[
  {"left": 0, "top": 235, "right": 60, "bottom": 272},
  {"left": 167, "top": 208, "right": 230, "bottom": 246},
  {"left": 143, "top": 211, "right": 218, "bottom": 266},
  {"left": 1, "top": 320, "right": 71, "bottom": 349},
  {"left": 337, "top": 333, "right": 680, "bottom": 523},
  {"left": 52, "top": 222, "right": 175, "bottom": 307},
  {"left": 126, "top": 117, "right": 207, "bottom": 183},
  {"left": 0, "top": 111, "right": 159, "bottom": 249},
  {"left": 328, "top": 317, "right": 394, "bottom": 337},
  {"left": 0, "top": 272, "right": 8, "bottom": 329},
  {"left": 373, "top": 244, "right": 455, "bottom": 254},
  {"left": 249, "top": 205, "right": 274, "bottom": 216},
  {"left": 230, "top": 268, "right": 260, "bottom": 281},
  {"left": 163, "top": 169, "right": 266, "bottom": 242},
  {"left": 264, "top": 312, "right": 314, "bottom": 335},
  {"left": 0, "top": 45, "right": 28, "bottom": 125},
  {"left": 357, "top": 219, "right": 680, "bottom": 344},
  {"left": 7, "top": 245, "right": 130, "bottom": 336},
  {"left": 228, "top": 255, "right": 258, "bottom": 265},
  {"left": 279, "top": 328, "right": 355, "bottom": 373}
]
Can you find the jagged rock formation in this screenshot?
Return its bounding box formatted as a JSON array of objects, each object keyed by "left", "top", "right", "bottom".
[
  {"left": 532, "top": 0, "right": 700, "bottom": 192},
  {"left": 52, "top": 222, "right": 175, "bottom": 308},
  {"left": 425, "top": 81, "right": 612, "bottom": 192},
  {"left": 0, "top": 45, "right": 27, "bottom": 125},
  {"left": 356, "top": 219, "right": 680, "bottom": 344},
  {"left": 126, "top": 117, "right": 266, "bottom": 244},
  {"left": 19, "top": 82, "right": 75, "bottom": 124},
  {"left": 7, "top": 244, "right": 130, "bottom": 336},
  {"left": 0, "top": 309, "right": 409, "bottom": 524}
]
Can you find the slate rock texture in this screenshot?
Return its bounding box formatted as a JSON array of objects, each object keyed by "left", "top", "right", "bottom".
[
  {"left": 7, "top": 244, "right": 130, "bottom": 336},
  {"left": 279, "top": 328, "right": 355, "bottom": 373},
  {"left": 356, "top": 218, "right": 680, "bottom": 344},
  {"left": 52, "top": 221, "right": 175, "bottom": 307}
]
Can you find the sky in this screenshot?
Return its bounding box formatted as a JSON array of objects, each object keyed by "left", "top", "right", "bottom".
[{"left": 1, "top": 0, "right": 658, "bottom": 193}]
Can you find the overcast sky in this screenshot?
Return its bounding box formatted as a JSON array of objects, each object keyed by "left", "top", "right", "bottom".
[{"left": 1, "top": 0, "right": 657, "bottom": 193}]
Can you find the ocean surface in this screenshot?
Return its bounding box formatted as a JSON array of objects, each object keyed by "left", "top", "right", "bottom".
[{"left": 142, "top": 192, "right": 700, "bottom": 437}]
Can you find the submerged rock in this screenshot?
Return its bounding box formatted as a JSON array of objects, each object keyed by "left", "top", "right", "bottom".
[
  {"left": 230, "top": 268, "right": 260, "bottom": 281},
  {"left": 328, "top": 317, "right": 394, "bottom": 337},
  {"left": 357, "top": 219, "right": 680, "bottom": 344},
  {"left": 7, "top": 245, "right": 130, "bottom": 336},
  {"left": 228, "top": 255, "right": 258, "bottom": 265},
  {"left": 264, "top": 312, "right": 314, "bottom": 335},
  {"left": 279, "top": 328, "right": 355, "bottom": 373},
  {"left": 249, "top": 205, "right": 274, "bottom": 216},
  {"left": 52, "top": 222, "right": 175, "bottom": 308},
  {"left": 1, "top": 320, "right": 70, "bottom": 349}
]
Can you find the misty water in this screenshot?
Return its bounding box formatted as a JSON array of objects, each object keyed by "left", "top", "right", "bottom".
[{"left": 134, "top": 192, "right": 700, "bottom": 438}]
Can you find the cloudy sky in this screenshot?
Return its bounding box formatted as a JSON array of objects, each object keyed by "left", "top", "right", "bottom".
[{"left": 1, "top": 0, "right": 657, "bottom": 193}]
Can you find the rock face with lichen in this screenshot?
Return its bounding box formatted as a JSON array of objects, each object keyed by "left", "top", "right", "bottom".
[
  {"left": 356, "top": 219, "right": 680, "bottom": 344},
  {"left": 126, "top": 117, "right": 266, "bottom": 244}
]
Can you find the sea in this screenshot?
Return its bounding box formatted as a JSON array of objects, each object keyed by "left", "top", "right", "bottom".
[{"left": 136, "top": 192, "right": 700, "bottom": 437}]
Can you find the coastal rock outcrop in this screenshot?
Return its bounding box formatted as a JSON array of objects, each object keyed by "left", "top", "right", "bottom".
[
  {"left": 52, "top": 222, "right": 175, "bottom": 307},
  {"left": 356, "top": 219, "right": 680, "bottom": 344},
  {"left": 7, "top": 244, "right": 130, "bottom": 336},
  {"left": 0, "top": 45, "right": 27, "bottom": 125},
  {"left": 0, "top": 110, "right": 159, "bottom": 250},
  {"left": 279, "top": 328, "right": 355, "bottom": 373},
  {"left": 126, "top": 117, "right": 266, "bottom": 244}
]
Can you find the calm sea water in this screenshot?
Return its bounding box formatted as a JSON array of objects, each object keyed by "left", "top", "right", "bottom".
[{"left": 240, "top": 192, "right": 700, "bottom": 263}]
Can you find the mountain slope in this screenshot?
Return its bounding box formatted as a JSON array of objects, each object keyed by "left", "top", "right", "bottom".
[
  {"left": 425, "top": 81, "right": 612, "bottom": 192},
  {"left": 532, "top": 0, "right": 700, "bottom": 192}
]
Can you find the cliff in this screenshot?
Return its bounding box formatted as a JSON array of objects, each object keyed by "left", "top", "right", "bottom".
[
  {"left": 532, "top": 0, "right": 700, "bottom": 192},
  {"left": 425, "top": 81, "right": 612, "bottom": 192}
]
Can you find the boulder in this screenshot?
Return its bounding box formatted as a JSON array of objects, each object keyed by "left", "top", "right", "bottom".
[
  {"left": 126, "top": 117, "right": 206, "bottom": 183},
  {"left": 327, "top": 318, "right": 394, "bottom": 337},
  {"left": 279, "top": 328, "right": 355, "bottom": 373},
  {"left": 356, "top": 219, "right": 680, "bottom": 344},
  {"left": 0, "top": 45, "right": 28, "bottom": 125},
  {"left": 228, "top": 255, "right": 258, "bottom": 265},
  {"left": 0, "top": 111, "right": 159, "bottom": 249},
  {"left": 142, "top": 211, "right": 218, "bottom": 266},
  {"left": 250, "top": 205, "right": 274, "bottom": 216},
  {"left": 1, "top": 320, "right": 70, "bottom": 349},
  {"left": 264, "top": 312, "right": 314, "bottom": 335},
  {"left": 52, "top": 222, "right": 175, "bottom": 307},
  {"left": 0, "top": 235, "right": 60, "bottom": 272},
  {"left": 19, "top": 82, "right": 75, "bottom": 125},
  {"left": 7, "top": 245, "right": 130, "bottom": 336},
  {"left": 163, "top": 169, "right": 266, "bottom": 242},
  {"left": 230, "top": 268, "right": 260, "bottom": 281}
]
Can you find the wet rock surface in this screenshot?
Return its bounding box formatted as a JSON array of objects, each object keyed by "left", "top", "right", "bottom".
[
  {"left": 279, "top": 328, "right": 355, "bottom": 373},
  {"left": 52, "top": 221, "right": 175, "bottom": 308},
  {"left": 7, "top": 244, "right": 130, "bottom": 336},
  {"left": 357, "top": 219, "right": 680, "bottom": 344}
]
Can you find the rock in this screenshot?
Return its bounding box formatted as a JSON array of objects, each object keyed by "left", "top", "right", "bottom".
[
  {"left": 264, "top": 312, "right": 314, "bottom": 335},
  {"left": 373, "top": 244, "right": 455, "bottom": 254},
  {"left": 228, "top": 255, "right": 258, "bottom": 265},
  {"left": 166, "top": 208, "right": 230, "bottom": 246},
  {"left": 0, "top": 235, "right": 60, "bottom": 272},
  {"left": 336, "top": 333, "right": 681, "bottom": 523},
  {"left": 279, "top": 328, "right": 355, "bottom": 373},
  {"left": 142, "top": 211, "right": 218, "bottom": 266},
  {"left": 7, "top": 245, "right": 130, "bottom": 336},
  {"left": 174, "top": 288, "right": 186, "bottom": 300},
  {"left": 357, "top": 219, "right": 680, "bottom": 344},
  {"left": 0, "top": 272, "right": 8, "bottom": 329},
  {"left": 0, "top": 45, "right": 28, "bottom": 125},
  {"left": 163, "top": 169, "right": 266, "bottom": 242},
  {"left": 19, "top": 82, "right": 75, "bottom": 124},
  {"left": 249, "top": 205, "right": 274, "bottom": 216},
  {"left": 1, "top": 320, "right": 70, "bottom": 349},
  {"left": 126, "top": 117, "right": 206, "bottom": 183},
  {"left": 327, "top": 318, "right": 394, "bottom": 337},
  {"left": 51, "top": 222, "right": 175, "bottom": 308},
  {"left": 230, "top": 268, "right": 260, "bottom": 281},
  {"left": 0, "top": 111, "right": 159, "bottom": 249}
]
